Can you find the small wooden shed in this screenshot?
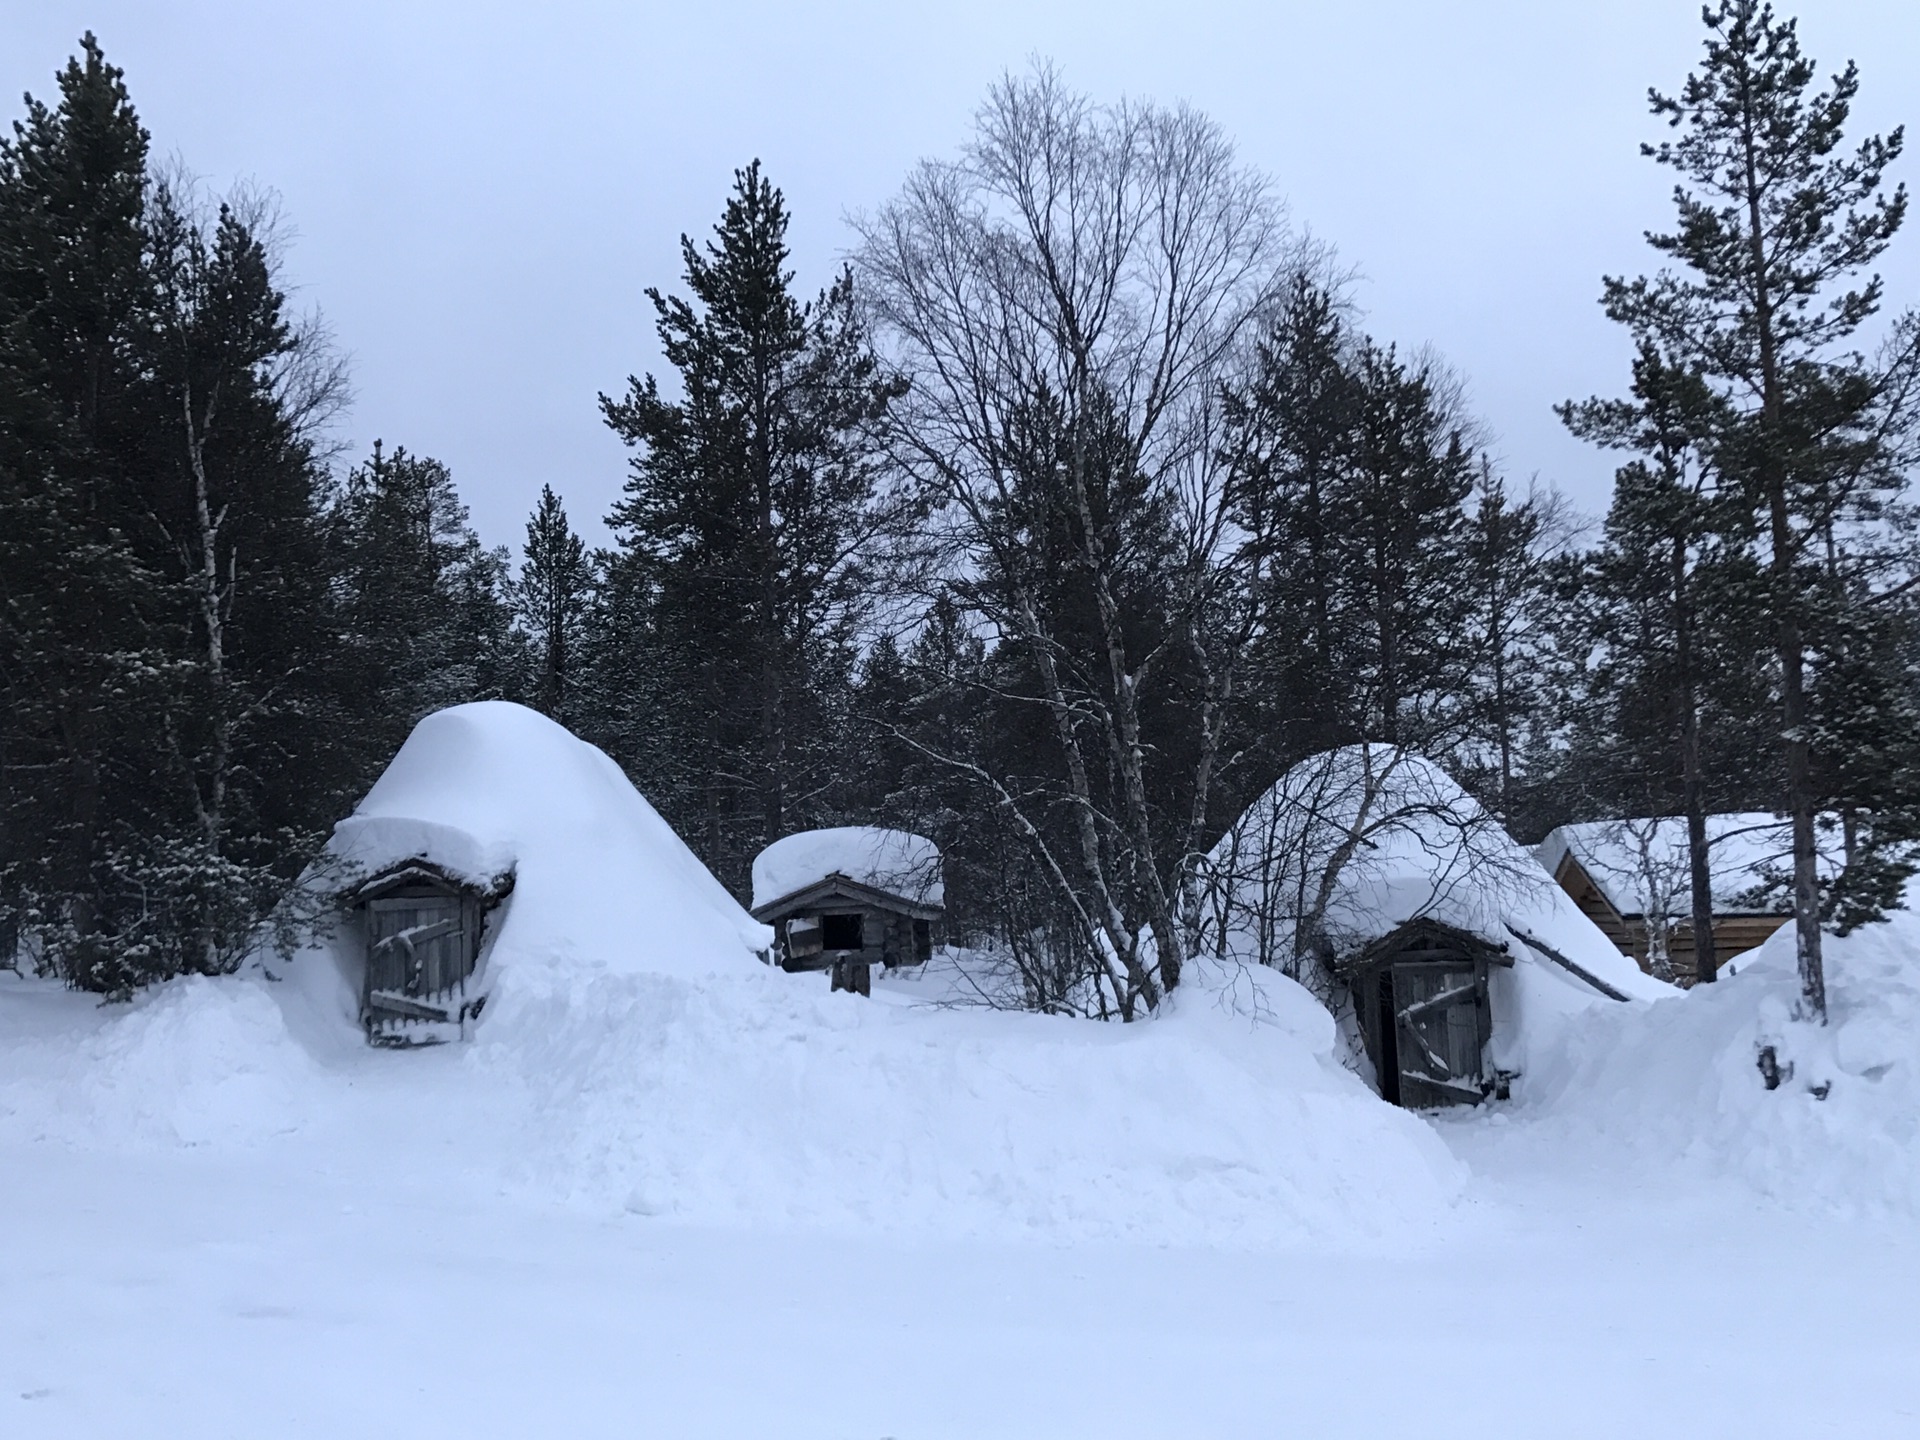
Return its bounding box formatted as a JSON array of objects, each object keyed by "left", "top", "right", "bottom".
[
  {"left": 345, "top": 860, "right": 513, "bottom": 1045},
  {"left": 750, "top": 828, "right": 945, "bottom": 996},
  {"left": 1343, "top": 918, "right": 1511, "bottom": 1109},
  {"left": 753, "top": 873, "right": 941, "bottom": 995}
]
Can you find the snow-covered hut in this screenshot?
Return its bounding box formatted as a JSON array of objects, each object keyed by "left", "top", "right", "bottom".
[
  {"left": 1536, "top": 814, "right": 1833, "bottom": 982},
  {"left": 750, "top": 828, "right": 944, "bottom": 995},
  {"left": 1190, "top": 746, "right": 1667, "bottom": 1107},
  {"left": 325, "top": 701, "right": 771, "bottom": 1044}
]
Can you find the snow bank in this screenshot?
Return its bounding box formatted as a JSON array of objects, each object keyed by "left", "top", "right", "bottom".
[
  {"left": 463, "top": 955, "right": 1462, "bottom": 1245},
  {"left": 751, "top": 827, "right": 944, "bottom": 910},
  {"left": 1496, "top": 887, "right": 1920, "bottom": 1216},
  {"left": 321, "top": 702, "right": 771, "bottom": 1005},
  {"left": 0, "top": 976, "right": 322, "bottom": 1150},
  {"left": 1190, "top": 746, "right": 1667, "bottom": 1080},
  {"left": 2, "top": 960, "right": 1463, "bottom": 1247}
]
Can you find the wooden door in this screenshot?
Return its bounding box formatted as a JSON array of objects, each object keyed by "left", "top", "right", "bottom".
[
  {"left": 365, "top": 895, "right": 474, "bottom": 1033},
  {"left": 1390, "top": 961, "right": 1489, "bottom": 1107}
]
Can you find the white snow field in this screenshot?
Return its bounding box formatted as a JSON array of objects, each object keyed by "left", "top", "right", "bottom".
[{"left": 2, "top": 709, "right": 1916, "bottom": 1436}]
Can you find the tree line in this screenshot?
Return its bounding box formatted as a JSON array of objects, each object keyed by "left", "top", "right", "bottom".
[{"left": 5, "top": 6, "right": 1917, "bottom": 1026}]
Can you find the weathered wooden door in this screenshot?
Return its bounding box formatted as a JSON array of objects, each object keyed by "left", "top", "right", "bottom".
[
  {"left": 365, "top": 894, "right": 476, "bottom": 1039},
  {"left": 1389, "top": 961, "right": 1489, "bottom": 1107}
]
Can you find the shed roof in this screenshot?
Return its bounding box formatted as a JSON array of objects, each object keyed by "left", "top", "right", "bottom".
[
  {"left": 1190, "top": 745, "right": 1668, "bottom": 1007},
  {"left": 1534, "top": 814, "right": 1837, "bottom": 921},
  {"left": 751, "top": 827, "right": 944, "bottom": 912},
  {"left": 750, "top": 871, "right": 944, "bottom": 924}
]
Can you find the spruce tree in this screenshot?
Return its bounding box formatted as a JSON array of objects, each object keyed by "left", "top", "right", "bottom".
[
  {"left": 1, "top": 38, "right": 356, "bottom": 987},
  {"left": 598, "top": 161, "right": 903, "bottom": 888},
  {"left": 335, "top": 443, "right": 524, "bottom": 764},
  {"left": 513, "top": 484, "right": 592, "bottom": 724},
  {"left": 1564, "top": 346, "right": 1776, "bottom": 982},
  {"left": 0, "top": 37, "right": 162, "bottom": 984},
  {"left": 1583, "top": 1, "right": 1920, "bottom": 1019}
]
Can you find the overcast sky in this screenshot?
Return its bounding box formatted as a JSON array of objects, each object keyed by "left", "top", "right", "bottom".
[{"left": 5, "top": 1, "right": 1917, "bottom": 552}]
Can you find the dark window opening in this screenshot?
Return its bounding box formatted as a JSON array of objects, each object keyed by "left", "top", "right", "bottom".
[{"left": 821, "top": 912, "right": 864, "bottom": 951}]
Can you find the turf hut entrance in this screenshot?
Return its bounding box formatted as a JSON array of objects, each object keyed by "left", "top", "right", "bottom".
[
  {"left": 347, "top": 860, "right": 512, "bottom": 1045},
  {"left": 750, "top": 828, "right": 944, "bottom": 996},
  {"left": 1349, "top": 920, "right": 1507, "bottom": 1108},
  {"left": 1188, "top": 747, "right": 1670, "bottom": 1111}
]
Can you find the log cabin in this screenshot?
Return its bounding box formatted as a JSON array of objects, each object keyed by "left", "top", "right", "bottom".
[
  {"left": 750, "top": 828, "right": 943, "bottom": 996},
  {"left": 1534, "top": 814, "right": 1823, "bottom": 984}
]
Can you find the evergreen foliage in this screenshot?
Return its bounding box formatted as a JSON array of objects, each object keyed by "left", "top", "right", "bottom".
[
  {"left": 513, "top": 484, "right": 590, "bottom": 724},
  {"left": 3, "top": 22, "right": 1913, "bottom": 1021},
  {"left": 595, "top": 161, "right": 903, "bottom": 890},
  {"left": 1571, "top": 0, "right": 1920, "bottom": 1016}
]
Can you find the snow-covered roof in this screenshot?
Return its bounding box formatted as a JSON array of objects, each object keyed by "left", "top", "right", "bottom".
[
  {"left": 327, "top": 702, "right": 772, "bottom": 979},
  {"left": 1190, "top": 746, "right": 1668, "bottom": 1014},
  {"left": 1535, "top": 814, "right": 1834, "bottom": 920},
  {"left": 751, "top": 827, "right": 944, "bottom": 912}
]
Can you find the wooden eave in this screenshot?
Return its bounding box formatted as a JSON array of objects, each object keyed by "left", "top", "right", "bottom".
[
  {"left": 751, "top": 871, "right": 943, "bottom": 925},
  {"left": 1342, "top": 917, "right": 1514, "bottom": 980},
  {"left": 347, "top": 858, "right": 515, "bottom": 905},
  {"left": 1555, "top": 851, "right": 1633, "bottom": 925}
]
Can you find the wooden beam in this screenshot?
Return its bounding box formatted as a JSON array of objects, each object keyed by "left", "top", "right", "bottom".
[{"left": 1505, "top": 925, "right": 1632, "bottom": 1002}]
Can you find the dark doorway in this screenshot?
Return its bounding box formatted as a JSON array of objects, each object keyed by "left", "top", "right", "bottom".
[
  {"left": 1375, "top": 969, "right": 1403, "bottom": 1106},
  {"left": 820, "top": 912, "right": 864, "bottom": 951}
]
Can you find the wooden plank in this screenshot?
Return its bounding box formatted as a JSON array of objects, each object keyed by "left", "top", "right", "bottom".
[
  {"left": 367, "top": 990, "right": 454, "bottom": 1023},
  {"left": 1397, "top": 982, "right": 1479, "bottom": 1023}
]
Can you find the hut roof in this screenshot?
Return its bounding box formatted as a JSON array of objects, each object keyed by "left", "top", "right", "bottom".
[
  {"left": 1535, "top": 814, "right": 1837, "bottom": 920},
  {"left": 751, "top": 827, "right": 943, "bottom": 912},
  {"left": 327, "top": 702, "right": 771, "bottom": 980},
  {"left": 1193, "top": 745, "right": 1668, "bottom": 1005}
]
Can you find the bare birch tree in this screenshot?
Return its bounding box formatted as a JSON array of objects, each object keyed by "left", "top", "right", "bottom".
[{"left": 855, "top": 67, "right": 1307, "bottom": 1016}]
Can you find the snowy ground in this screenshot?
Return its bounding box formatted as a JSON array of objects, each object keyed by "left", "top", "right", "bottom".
[{"left": 4, "top": 924, "right": 1917, "bottom": 1438}]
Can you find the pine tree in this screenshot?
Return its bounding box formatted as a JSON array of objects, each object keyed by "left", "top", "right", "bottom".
[
  {"left": 1564, "top": 346, "right": 1776, "bottom": 982},
  {"left": 1589, "top": 1, "right": 1920, "bottom": 1019},
  {"left": 598, "top": 161, "right": 903, "bottom": 888},
  {"left": 1, "top": 38, "right": 356, "bottom": 987},
  {"left": 1459, "top": 462, "right": 1563, "bottom": 832},
  {"left": 1221, "top": 276, "right": 1360, "bottom": 769},
  {"left": 1332, "top": 341, "right": 1478, "bottom": 749},
  {"left": 128, "top": 183, "right": 353, "bottom": 977},
  {"left": 513, "top": 484, "right": 591, "bottom": 724}
]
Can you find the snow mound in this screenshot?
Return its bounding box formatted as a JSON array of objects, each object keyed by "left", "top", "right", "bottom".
[
  {"left": 1197, "top": 748, "right": 1656, "bottom": 987},
  {"left": 0, "top": 977, "right": 320, "bottom": 1150},
  {"left": 326, "top": 702, "right": 772, "bottom": 989},
  {"left": 461, "top": 956, "right": 1462, "bottom": 1246},
  {"left": 1190, "top": 746, "right": 1668, "bottom": 1084},
  {"left": 1499, "top": 887, "right": 1920, "bottom": 1216},
  {"left": 751, "top": 827, "right": 944, "bottom": 910}
]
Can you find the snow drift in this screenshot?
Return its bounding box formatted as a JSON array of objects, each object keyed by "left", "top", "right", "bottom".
[
  {"left": 1, "top": 960, "right": 1465, "bottom": 1247},
  {"left": 313, "top": 702, "right": 771, "bottom": 1023},
  {"left": 0, "top": 976, "right": 323, "bottom": 1150},
  {"left": 1495, "top": 883, "right": 1920, "bottom": 1216},
  {"left": 460, "top": 956, "right": 1464, "bottom": 1244}
]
